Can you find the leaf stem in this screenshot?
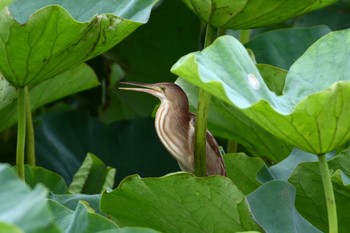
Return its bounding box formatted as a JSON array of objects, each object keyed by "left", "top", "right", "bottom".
[
  {"left": 317, "top": 153, "right": 338, "bottom": 233},
  {"left": 25, "top": 86, "right": 35, "bottom": 166},
  {"left": 194, "top": 24, "right": 218, "bottom": 177},
  {"left": 226, "top": 140, "right": 237, "bottom": 153},
  {"left": 16, "top": 86, "right": 26, "bottom": 180},
  {"left": 204, "top": 24, "right": 218, "bottom": 48},
  {"left": 239, "top": 29, "right": 250, "bottom": 44}
]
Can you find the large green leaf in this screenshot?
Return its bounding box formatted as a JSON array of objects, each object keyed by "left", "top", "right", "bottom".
[
  {"left": 114, "top": 227, "right": 162, "bottom": 233},
  {"left": 0, "top": 164, "right": 61, "bottom": 233},
  {"left": 176, "top": 78, "right": 292, "bottom": 162},
  {"left": 171, "top": 30, "right": 350, "bottom": 154},
  {"left": 0, "top": 74, "right": 16, "bottom": 110},
  {"left": 0, "top": 63, "right": 99, "bottom": 132},
  {"left": 0, "top": 0, "right": 12, "bottom": 11},
  {"left": 247, "top": 180, "right": 322, "bottom": 233},
  {"left": 25, "top": 165, "right": 68, "bottom": 194},
  {"left": 49, "top": 194, "right": 162, "bottom": 232},
  {"left": 68, "top": 153, "right": 116, "bottom": 194},
  {"left": 182, "top": 0, "right": 336, "bottom": 29},
  {"left": 289, "top": 150, "right": 350, "bottom": 233},
  {"left": 0, "top": 0, "right": 157, "bottom": 86},
  {"left": 177, "top": 63, "right": 290, "bottom": 162},
  {"left": 101, "top": 173, "right": 261, "bottom": 232},
  {"left": 246, "top": 26, "right": 331, "bottom": 69},
  {"left": 224, "top": 153, "right": 266, "bottom": 195},
  {"left": 0, "top": 222, "right": 23, "bottom": 233}
]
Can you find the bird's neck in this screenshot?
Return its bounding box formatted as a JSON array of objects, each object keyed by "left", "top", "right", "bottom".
[
  {"left": 157, "top": 100, "right": 190, "bottom": 129},
  {"left": 154, "top": 100, "right": 193, "bottom": 170}
]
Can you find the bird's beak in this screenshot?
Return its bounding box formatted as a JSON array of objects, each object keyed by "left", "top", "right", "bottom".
[{"left": 119, "top": 82, "right": 161, "bottom": 97}]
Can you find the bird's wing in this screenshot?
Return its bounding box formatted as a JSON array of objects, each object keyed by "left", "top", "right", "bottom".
[
  {"left": 189, "top": 114, "right": 226, "bottom": 176},
  {"left": 189, "top": 114, "right": 221, "bottom": 156}
]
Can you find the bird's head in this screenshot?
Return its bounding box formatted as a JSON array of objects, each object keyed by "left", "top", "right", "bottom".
[{"left": 119, "top": 82, "right": 189, "bottom": 110}]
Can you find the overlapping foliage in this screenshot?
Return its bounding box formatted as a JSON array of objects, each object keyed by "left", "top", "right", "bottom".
[{"left": 1, "top": 0, "right": 349, "bottom": 232}]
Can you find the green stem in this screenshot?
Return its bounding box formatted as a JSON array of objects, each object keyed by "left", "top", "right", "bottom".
[
  {"left": 25, "top": 86, "right": 35, "bottom": 166},
  {"left": 239, "top": 29, "right": 250, "bottom": 44},
  {"left": 217, "top": 28, "right": 226, "bottom": 37},
  {"left": 194, "top": 25, "right": 218, "bottom": 177},
  {"left": 204, "top": 24, "right": 218, "bottom": 48},
  {"left": 317, "top": 153, "right": 338, "bottom": 233},
  {"left": 16, "top": 86, "right": 27, "bottom": 180},
  {"left": 226, "top": 140, "right": 237, "bottom": 153}
]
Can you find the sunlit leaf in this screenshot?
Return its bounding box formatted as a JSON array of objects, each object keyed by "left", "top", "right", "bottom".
[
  {"left": 177, "top": 79, "right": 292, "bottom": 162},
  {"left": 224, "top": 153, "right": 266, "bottom": 194},
  {"left": 0, "top": 63, "right": 99, "bottom": 132},
  {"left": 0, "top": 0, "right": 12, "bottom": 11},
  {"left": 172, "top": 30, "right": 350, "bottom": 154},
  {"left": 25, "top": 165, "right": 68, "bottom": 194},
  {"left": 0, "top": 0, "right": 157, "bottom": 86},
  {"left": 182, "top": 0, "right": 336, "bottom": 29},
  {"left": 101, "top": 173, "right": 261, "bottom": 232}
]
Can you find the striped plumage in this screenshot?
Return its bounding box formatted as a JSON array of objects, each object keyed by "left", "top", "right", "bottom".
[{"left": 120, "top": 82, "right": 226, "bottom": 176}]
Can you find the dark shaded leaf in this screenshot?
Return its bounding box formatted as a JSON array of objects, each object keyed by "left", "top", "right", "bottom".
[{"left": 245, "top": 26, "right": 331, "bottom": 69}]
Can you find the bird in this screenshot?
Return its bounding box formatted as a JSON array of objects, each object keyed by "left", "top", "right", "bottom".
[{"left": 119, "top": 82, "right": 226, "bottom": 176}]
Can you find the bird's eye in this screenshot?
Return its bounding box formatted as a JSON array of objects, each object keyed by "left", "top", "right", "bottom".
[{"left": 160, "top": 86, "right": 166, "bottom": 92}]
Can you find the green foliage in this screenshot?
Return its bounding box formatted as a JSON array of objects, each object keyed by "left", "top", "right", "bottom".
[
  {"left": 289, "top": 151, "right": 350, "bottom": 233},
  {"left": 0, "top": 0, "right": 12, "bottom": 11},
  {"left": 224, "top": 153, "right": 266, "bottom": 194},
  {"left": 1, "top": 0, "right": 350, "bottom": 232},
  {"left": 182, "top": 0, "right": 336, "bottom": 28},
  {"left": 34, "top": 111, "right": 179, "bottom": 184},
  {"left": 247, "top": 180, "right": 322, "bottom": 233},
  {"left": 25, "top": 165, "right": 68, "bottom": 194},
  {"left": 48, "top": 200, "right": 118, "bottom": 233},
  {"left": 0, "top": 0, "right": 156, "bottom": 87},
  {"left": 246, "top": 26, "right": 331, "bottom": 69},
  {"left": 68, "top": 153, "right": 116, "bottom": 194},
  {"left": 101, "top": 173, "right": 262, "bottom": 232},
  {"left": 172, "top": 30, "right": 350, "bottom": 154},
  {"left": 0, "top": 63, "right": 99, "bottom": 131},
  {"left": 176, "top": 78, "right": 292, "bottom": 162},
  {"left": 104, "top": 0, "right": 200, "bottom": 120},
  {"left": 0, "top": 164, "right": 61, "bottom": 233}
]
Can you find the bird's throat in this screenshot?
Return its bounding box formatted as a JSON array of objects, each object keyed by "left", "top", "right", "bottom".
[{"left": 154, "top": 101, "right": 193, "bottom": 172}]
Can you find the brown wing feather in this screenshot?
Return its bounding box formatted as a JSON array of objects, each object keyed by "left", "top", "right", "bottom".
[{"left": 190, "top": 114, "right": 226, "bottom": 176}]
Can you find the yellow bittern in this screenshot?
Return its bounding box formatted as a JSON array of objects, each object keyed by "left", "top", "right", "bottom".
[{"left": 119, "top": 82, "right": 226, "bottom": 176}]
